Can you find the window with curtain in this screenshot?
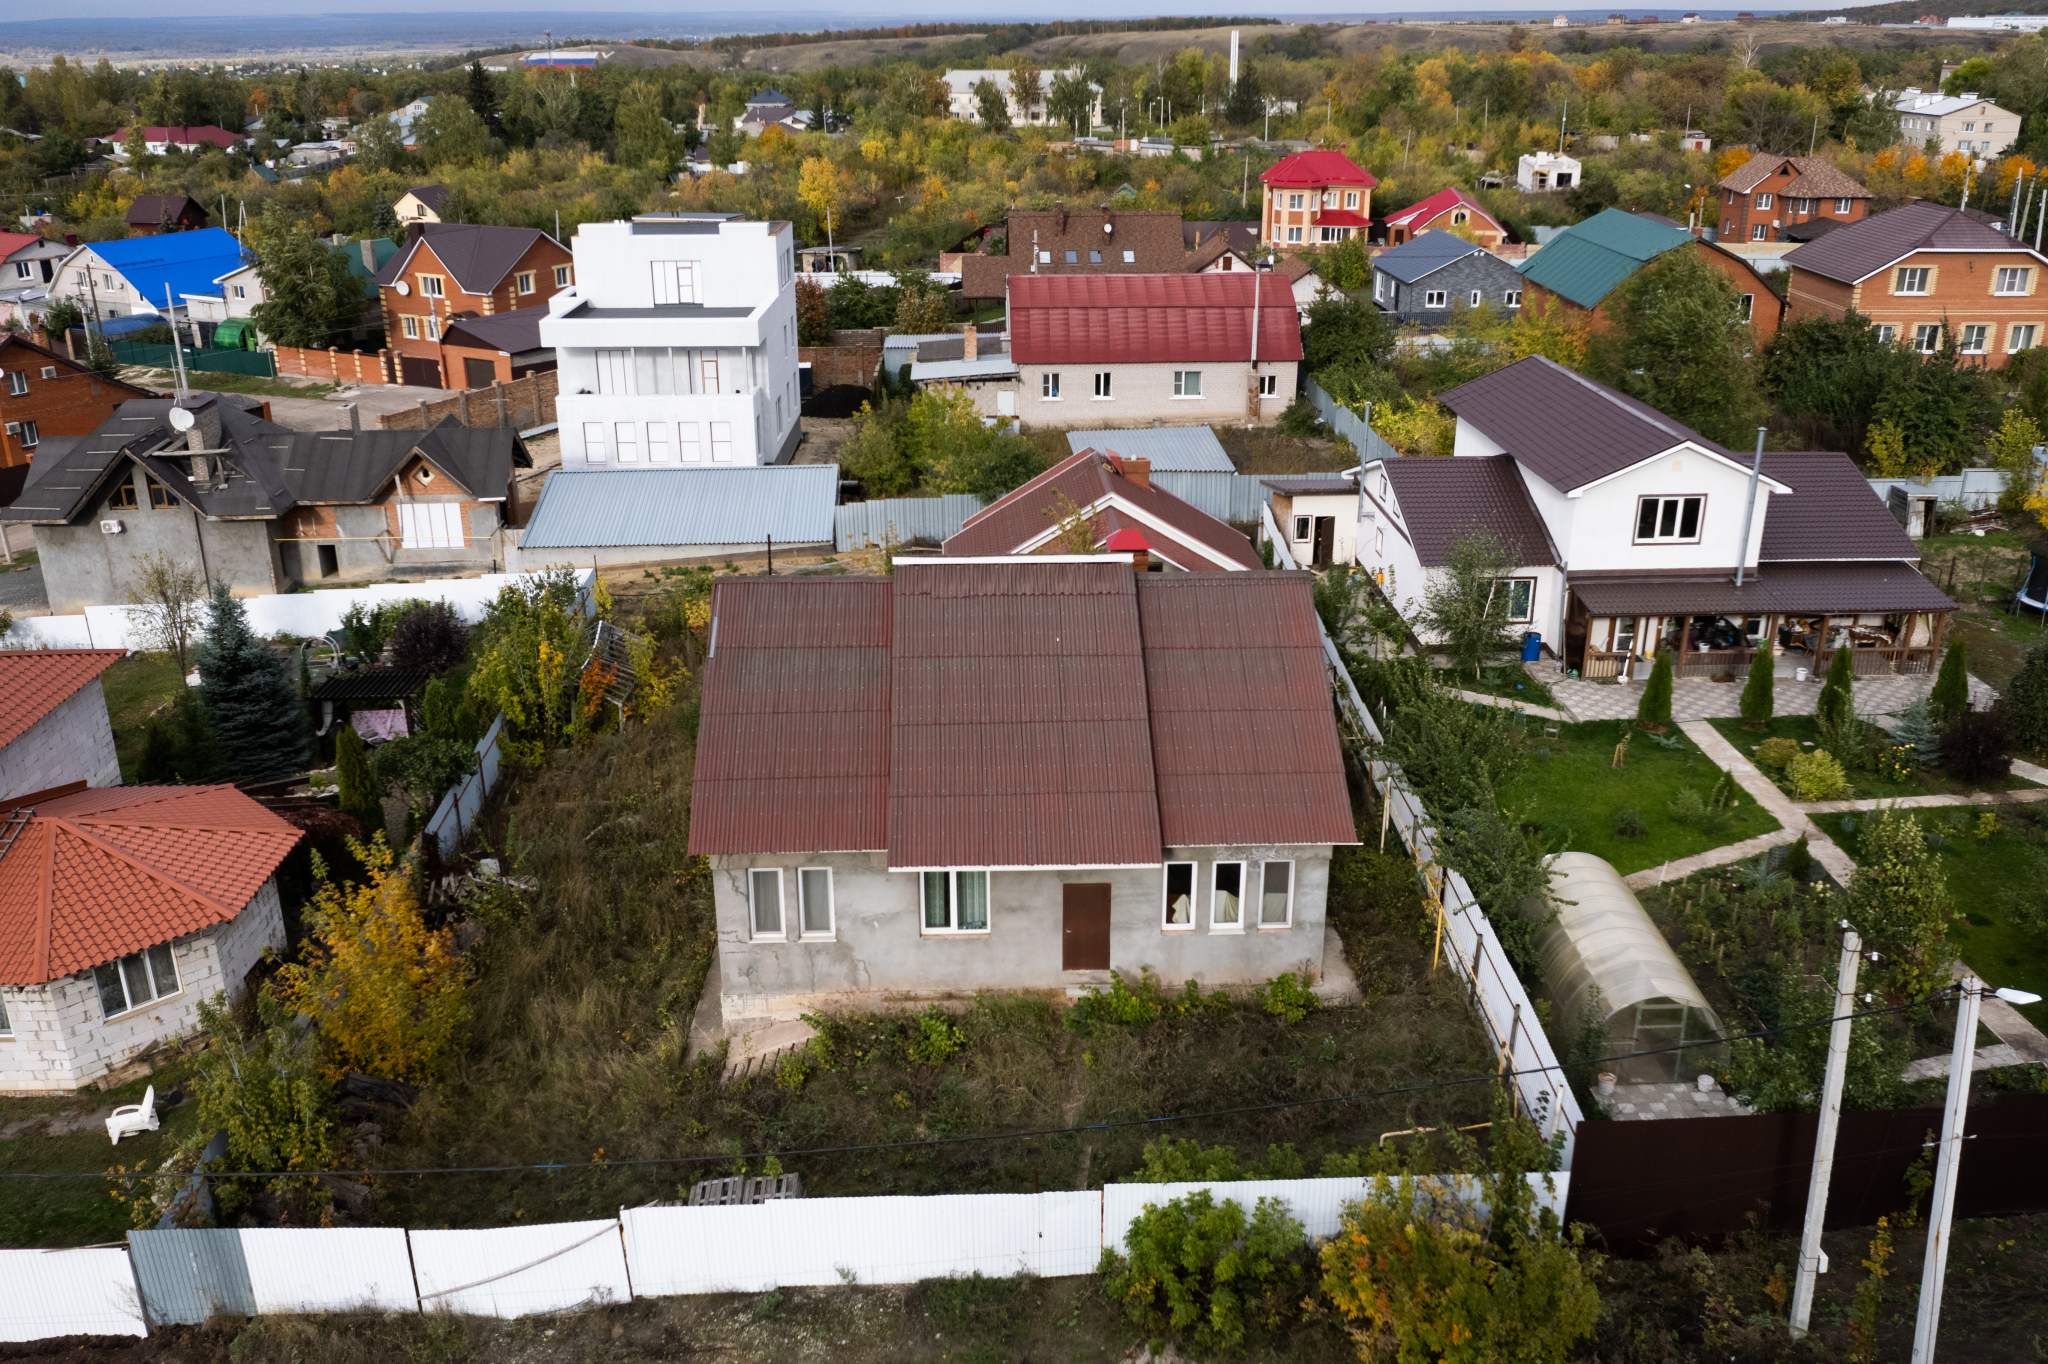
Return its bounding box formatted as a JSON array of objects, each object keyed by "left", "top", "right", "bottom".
[
  {"left": 922, "top": 871, "right": 990, "bottom": 932},
  {"left": 1162, "top": 862, "right": 1195, "bottom": 928},
  {"left": 1260, "top": 861, "right": 1293, "bottom": 926},
  {"left": 749, "top": 869, "right": 783, "bottom": 938},
  {"left": 799, "top": 868, "right": 834, "bottom": 938},
  {"left": 1211, "top": 862, "right": 1243, "bottom": 930}
]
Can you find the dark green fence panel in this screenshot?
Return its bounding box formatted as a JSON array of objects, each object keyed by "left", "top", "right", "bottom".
[{"left": 109, "top": 341, "right": 276, "bottom": 378}]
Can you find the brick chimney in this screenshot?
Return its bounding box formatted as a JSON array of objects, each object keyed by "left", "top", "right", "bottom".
[
  {"left": 1112, "top": 455, "right": 1150, "bottom": 488},
  {"left": 962, "top": 324, "right": 978, "bottom": 361}
]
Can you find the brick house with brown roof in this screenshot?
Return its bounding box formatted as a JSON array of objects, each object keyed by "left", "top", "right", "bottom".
[
  {"left": 687, "top": 557, "right": 1356, "bottom": 1022},
  {"left": 959, "top": 207, "right": 1189, "bottom": 300},
  {"left": 1715, "top": 153, "right": 1870, "bottom": 244},
  {"left": 0, "top": 334, "right": 153, "bottom": 469},
  {"left": 1783, "top": 200, "right": 2048, "bottom": 368},
  {"left": 373, "top": 223, "right": 572, "bottom": 388},
  {"left": 0, "top": 786, "right": 300, "bottom": 1093}
]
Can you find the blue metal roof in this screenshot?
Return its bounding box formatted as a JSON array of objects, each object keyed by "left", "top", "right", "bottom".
[
  {"left": 1516, "top": 208, "right": 1691, "bottom": 310},
  {"left": 1061, "top": 425, "right": 1235, "bottom": 473},
  {"left": 1369, "top": 232, "right": 1485, "bottom": 285},
  {"left": 520, "top": 466, "right": 839, "bottom": 549},
  {"left": 88, "top": 229, "right": 248, "bottom": 309}
]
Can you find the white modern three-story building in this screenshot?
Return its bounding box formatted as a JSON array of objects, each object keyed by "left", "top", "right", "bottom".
[{"left": 541, "top": 215, "right": 802, "bottom": 469}]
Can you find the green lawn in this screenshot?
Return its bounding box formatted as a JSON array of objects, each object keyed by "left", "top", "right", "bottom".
[
  {"left": 100, "top": 651, "right": 189, "bottom": 781},
  {"left": 1708, "top": 715, "right": 2039, "bottom": 802},
  {"left": 1501, "top": 719, "right": 1780, "bottom": 876},
  {"left": 1815, "top": 805, "right": 2048, "bottom": 1027},
  {"left": 123, "top": 365, "right": 339, "bottom": 401},
  {"left": 0, "top": 1071, "right": 201, "bottom": 1247},
  {"left": 1434, "top": 664, "right": 1556, "bottom": 709}
]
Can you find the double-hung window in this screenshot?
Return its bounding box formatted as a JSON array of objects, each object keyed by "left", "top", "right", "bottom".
[
  {"left": 1092, "top": 372, "right": 1112, "bottom": 399},
  {"left": 1635, "top": 495, "right": 1703, "bottom": 544},
  {"left": 1259, "top": 861, "right": 1293, "bottom": 928},
  {"left": 922, "top": 870, "right": 990, "bottom": 933},
  {"left": 1959, "top": 324, "right": 1990, "bottom": 354},
  {"left": 94, "top": 945, "right": 179, "bottom": 1019},
  {"left": 1210, "top": 862, "right": 1244, "bottom": 932},
  {"left": 798, "top": 868, "right": 834, "bottom": 939},
  {"left": 1041, "top": 372, "right": 1061, "bottom": 400},
  {"left": 749, "top": 869, "right": 783, "bottom": 939},
  {"left": 1995, "top": 266, "right": 2032, "bottom": 295},
  {"left": 1913, "top": 323, "right": 1942, "bottom": 353},
  {"left": 1172, "top": 370, "right": 1203, "bottom": 398},
  {"left": 1162, "top": 862, "right": 1196, "bottom": 930},
  {"left": 1894, "top": 266, "right": 1931, "bottom": 295}
]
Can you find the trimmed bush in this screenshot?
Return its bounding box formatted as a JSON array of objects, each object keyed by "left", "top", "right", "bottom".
[
  {"left": 1941, "top": 708, "right": 2014, "bottom": 784},
  {"left": 1754, "top": 736, "right": 1802, "bottom": 771},
  {"left": 1929, "top": 640, "right": 1970, "bottom": 726},
  {"left": 1814, "top": 646, "right": 1855, "bottom": 733},
  {"left": 1635, "top": 650, "right": 1674, "bottom": 731},
  {"left": 1786, "top": 749, "right": 1851, "bottom": 801},
  {"left": 1738, "top": 646, "right": 1774, "bottom": 728}
]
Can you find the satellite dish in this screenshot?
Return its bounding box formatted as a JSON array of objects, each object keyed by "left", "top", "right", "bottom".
[
  {"left": 1103, "top": 221, "right": 1114, "bottom": 234},
  {"left": 394, "top": 280, "right": 412, "bottom": 297},
  {"left": 167, "top": 406, "right": 196, "bottom": 433}
]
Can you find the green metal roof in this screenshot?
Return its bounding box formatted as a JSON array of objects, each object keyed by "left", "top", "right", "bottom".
[
  {"left": 328, "top": 236, "right": 400, "bottom": 289},
  {"left": 1516, "top": 208, "right": 1691, "bottom": 310}
]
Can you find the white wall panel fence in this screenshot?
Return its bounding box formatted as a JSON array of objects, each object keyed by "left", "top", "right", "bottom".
[
  {"left": 1, "top": 569, "right": 595, "bottom": 652},
  {"left": 0, "top": 1176, "right": 1554, "bottom": 1342},
  {"left": 423, "top": 713, "right": 507, "bottom": 858},
  {"left": 1263, "top": 506, "right": 1585, "bottom": 1165}
]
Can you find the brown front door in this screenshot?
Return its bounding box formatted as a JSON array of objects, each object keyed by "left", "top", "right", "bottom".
[
  {"left": 463, "top": 356, "right": 497, "bottom": 390},
  {"left": 1311, "top": 516, "right": 1336, "bottom": 569},
  {"left": 1061, "top": 883, "right": 1111, "bottom": 972},
  {"left": 399, "top": 354, "right": 443, "bottom": 388}
]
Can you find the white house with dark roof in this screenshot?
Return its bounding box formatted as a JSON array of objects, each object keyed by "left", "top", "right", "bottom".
[{"left": 1350, "top": 356, "right": 1953, "bottom": 678}]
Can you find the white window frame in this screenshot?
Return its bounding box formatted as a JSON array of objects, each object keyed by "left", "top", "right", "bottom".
[
  {"left": 1959, "top": 323, "right": 1990, "bottom": 355},
  {"left": 2008, "top": 323, "right": 2039, "bottom": 353},
  {"left": 1258, "top": 860, "right": 1294, "bottom": 929},
  {"left": 4, "top": 371, "right": 24, "bottom": 397},
  {"left": 921, "top": 869, "right": 991, "bottom": 935},
  {"left": 553, "top": 265, "right": 571, "bottom": 287},
  {"left": 1738, "top": 293, "right": 1754, "bottom": 322},
  {"left": 1092, "top": 371, "right": 1112, "bottom": 399},
  {"left": 614, "top": 421, "right": 639, "bottom": 463},
  {"left": 1755, "top": 192, "right": 1773, "bottom": 210},
  {"left": 1502, "top": 576, "right": 1536, "bottom": 624},
  {"left": 0, "top": 989, "right": 9, "bottom": 1036},
  {"left": 1121, "top": 249, "right": 1135, "bottom": 264},
  {"left": 1505, "top": 289, "right": 1523, "bottom": 309},
  {"left": 1876, "top": 323, "right": 1899, "bottom": 345},
  {"left": 1258, "top": 373, "right": 1278, "bottom": 397},
  {"left": 1292, "top": 514, "right": 1312, "bottom": 541},
  {"left": 397, "top": 502, "right": 464, "bottom": 550},
  {"left": 1995, "top": 266, "right": 2032, "bottom": 295},
  {"left": 93, "top": 945, "right": 180, "bottom": 1020},
  {"left": 797, "top": 867, "right": 835, "bottom": 940},
  {"left": 1210, "top": 860, "right": 1246, "bottom": 933},
  {"left": 1751, "top": 224, "right": 1766, "bottom": 242},
  {"left": 1635, "top": 495, "right": 1704, "bottom": 545},
  {"left": 1835, "top": 197, "right": 1853, "bottom": 213},
  {"left": 1425, "top": 289, "right": 1448, "bottom": 308},
  {"left": 424, "top": 314, "right": 440, "bottom": 341},
  {"left": 19, "top": 420, "right": 43, "bottom": 448},
  {"left": 1172, "top": 369, "right": 1203, "bottom": 398},
  {"left": 748, "top": 868, "right": 784, "bottom": 940},
  {"left": 401, "top": 314, "right": 420, "bottom": 339},
  {"left": 1894, "top": 266, "right": 1931, "bottom": 296},
  {"left": 1286, "top": 226, "right": 1302, "bottom": 244},
  {"left": 1041, "top": 371, "right": 1061, "bottom": 400},
  {"left": 1161, "top": 861, "right": 1197, "bottom": 931},
  {"left": 581, "top": 422, "right": 608, "bottom": 462},
  {"left": 418, "top": 273, "right": 446, "bottom": 299},
  {"left": 1912, "top": 323, "right": 1942, "bottom": 354},
  {"left": 516, "top": 270, "right": 536, "bottom": 295}
]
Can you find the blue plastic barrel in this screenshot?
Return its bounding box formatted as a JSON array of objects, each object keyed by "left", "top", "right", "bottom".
[{"left": 1521, "top": 631, "right": 1542, "bottom": 663}]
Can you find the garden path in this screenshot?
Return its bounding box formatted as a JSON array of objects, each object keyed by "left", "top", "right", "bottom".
[
  {"left": 1450, "top": 688, "right": 1572, "bottom": 724},
  {"left": 1801, "top": 787, "right": 2048, "bottom": 815},
  {"left": 1622, "top": 826, "right": 1802, "bottom": 890},
  {"left": 1551, "top": 671, "right": 1997, "bottom": 725}
]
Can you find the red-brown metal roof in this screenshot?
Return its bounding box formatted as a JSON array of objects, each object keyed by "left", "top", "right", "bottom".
[
  {"left": 1259, "top": 149, "right": 1378, "bottom": 189},
  {"left": 686, "top": 578, "right": 894, "bottom": 856},
  {"left": 1008, "top": 272, "right": 1305, "bottom": 365},
  {"left": 688, "top": 560, "right": 1357, "bottom": 865},
  {"left": 0, "top": 650, "right": 124, "bottom": 753},
  {"left": 1137, "top": 574, "right": 1357, "bottom": 849}
]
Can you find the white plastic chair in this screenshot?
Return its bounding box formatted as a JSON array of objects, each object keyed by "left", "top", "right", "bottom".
[{"left": 105, "top": 1086, "right": 159, "bottom": 1146}]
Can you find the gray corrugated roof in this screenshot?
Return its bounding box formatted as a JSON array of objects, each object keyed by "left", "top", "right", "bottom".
[
  {"left": 519, "top": 466, "right": 839, "bottom": 549},
  {"left": 1061, "top": 425, "right": 1235, "bottom": 473},
  {"left": 1370, "top": 232, "right": 1487, "bottom": 285}
]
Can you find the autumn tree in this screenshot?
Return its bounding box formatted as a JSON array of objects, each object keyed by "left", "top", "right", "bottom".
[
  {"left": 796, "top": 154, "right": 851, "bottom": 243},
  {"left": 190, "top": 993, "right": 336, "bottom": 1221},
  {"left": 277, "top": 835, "right": 469, "bottom": 1084},
  {"left": 464, "top": 567, "right": 592, "bottom": 761},
  {"left": 612, "top": 80, "right": 682, "bottom": 171},
  {"left": 794, "top": 276, "right": 832, "bottom": 346},
  {"left": 1589, "top": 248, "right": 1765, "bottom": 446},
  {"left": 123, "top": 550, "right": 205, "bottom": 672}
]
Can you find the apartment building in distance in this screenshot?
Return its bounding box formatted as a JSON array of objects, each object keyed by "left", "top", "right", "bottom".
[
  {"left": 1893, "top": 89, "right": 2019, "bottom": 159},
  {"left": 540, "top": 214, "right": 802, "bottom": 468}
]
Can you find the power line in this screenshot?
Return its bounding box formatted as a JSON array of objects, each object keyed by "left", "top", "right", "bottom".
[{"left": 0, "top": 997, "right": 1931, "bottom": 1185}]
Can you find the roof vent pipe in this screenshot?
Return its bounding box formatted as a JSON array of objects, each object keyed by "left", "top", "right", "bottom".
[{"left": 1734, "top": 426, "right": 1766, "bottom": 588}]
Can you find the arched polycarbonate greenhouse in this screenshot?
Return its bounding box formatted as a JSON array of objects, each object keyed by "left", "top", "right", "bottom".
[{"left": 1532, "top": 853, "right": 1725, "bottom": 1085}]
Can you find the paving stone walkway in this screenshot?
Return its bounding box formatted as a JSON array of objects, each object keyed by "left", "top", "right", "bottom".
[
  {"left": 1802, "top": 786, "right": 2048, "bottom": 815},
  {"left": 1677, "top": 720, "right": 1858, "bottom": 882},
  {"left": 1452, "top": 688, "right": 1572, "bottom": 724},
  {"left": 1623, "top": 826, "right": 1802, "bottom": 891},
  {"left": 1606, "top": 1079, "right": 1753, "bottom": 1120},
  {"left": 1551, "top": 669, "right": 1997, "bottom": 726}
]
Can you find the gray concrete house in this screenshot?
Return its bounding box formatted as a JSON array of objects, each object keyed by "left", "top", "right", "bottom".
[
  {"left": 687, "top": 557, "right": 1357, "bottom": 1024},
  {"left": 0, "top": 649, "right": 124, "bottom": 802},
  {"left": 1, "top": 393, "right": 529, "bottom": 612},
  {"left": 1369, "top": 234, "right": 1525, "bottom": 327},
  {"left": 0, "top": 786, "right": 300, "bottom": 1093}
]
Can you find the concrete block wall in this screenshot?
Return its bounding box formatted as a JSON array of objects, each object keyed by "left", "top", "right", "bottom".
[
  {"left": 0, "top": 680, "right": 120, "bottom": 801},
  {"left": 0, "top": 880, "right": 284, "bottom": 1094}
]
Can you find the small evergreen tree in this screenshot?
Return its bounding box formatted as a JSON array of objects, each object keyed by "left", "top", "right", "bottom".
[
  {"left": 1928, "top": 639, "right": 1969, "bottom": 725},
  {"left": 135, "top": 689, "right": 224, "bottom": 783},
  {"left": 1738, "top": 646, "right": 1774, "bottom": 729},
  {"left": 1815, "top": 645, "right": 1856, "bottom": 732},
  {"left": 196, "top": 584, "right": 312, "bottom": 782},
  {"left": 2004, "top": 638, "right": 2048, "bottom": 758},
  {"left": 1892, "top": 699, "right": 1942, "bottom": 770},
  {"left": 1636, "top": 649, "right": 1674, "bottom": 731},
  {"left": 334, "top": 725, "right": 379, "bottom": 830}
]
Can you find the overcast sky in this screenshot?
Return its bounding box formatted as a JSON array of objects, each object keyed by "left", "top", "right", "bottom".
[{"left": 1, "top": 1, "right": 1863, "bottom": 21}]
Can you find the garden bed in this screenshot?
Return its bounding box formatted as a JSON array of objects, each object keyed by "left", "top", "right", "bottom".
[
  {"left": 1707, "top": 715, "right": 2037, "bottom": 802},
  {"left": 1498, "top": 720, "right": 1780, "bottom": 876},
  {"left": 1815, "top": 805, "right": 2048, "bottom": 1027}
]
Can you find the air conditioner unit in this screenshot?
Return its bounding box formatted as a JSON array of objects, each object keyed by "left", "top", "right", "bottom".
[{"left": 99, "top": 518, "right": 124, "bottom": 534}]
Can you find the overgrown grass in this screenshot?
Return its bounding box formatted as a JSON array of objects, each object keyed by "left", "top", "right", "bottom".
[
  {"left": 122, "top": 365, "right": 341, "bottom": 401},
  {"left": 1920, "top": 527, "right": 2046, "bottom": 692},
  {"left": 0, "top": 1068, "right": 200, "bottom": 1247},
  {"left": 1816, "top": 805, "right": 2048, "bottom": 1027},
  {"left": 1708, "top": 715, "right": 2036, "bottom": 802},
  {"left": 1434, "top": 663, "right": 1557, "bottom": 709},
  {"left": 99, "top": 650, "right": 188, "bottom": 781},
  {"left": 1214, "top": 424, "right": 1356, "bottom": 474},
  {"left": 1499, "top": 720, "right": 1780, "bottom": 876}
]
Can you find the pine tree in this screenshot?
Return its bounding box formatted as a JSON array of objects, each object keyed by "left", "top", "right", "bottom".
[
  {"left": 2004, "top": 638, "right": 2048, "bottom": 758},
  {"left": 1893, "top": 699, "right": 1942, "bottom": 770},
  {"left": 196, "top": 584, "right": 311, "bottom": 782},
  {"left": 1739, "top": 646, "right": 1774, "bottom": 729},
  {"left": 1815, "top": 645, "right": 1856, "bottom": 732},
  {"left": 1929, "top": 639, "right": 1969, "bottom": 726},
  {"left": 1636, "top": 649, "right": 1674, "bottom": 731},
  {"left": 335, "top": 725, "right": 379, "bottom": 830}
]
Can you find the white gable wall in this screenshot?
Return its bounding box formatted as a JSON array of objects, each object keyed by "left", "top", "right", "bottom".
[
  {"left": 0, "top": 680, "right": 120, "bottom": 802},
  {"left": 1563, "top": 444, "right": 1771, "bottom": 573}
]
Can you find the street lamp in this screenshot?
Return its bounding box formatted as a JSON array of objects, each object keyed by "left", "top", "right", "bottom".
[{"left": 1910, "top": 976, "right": 2044, "bottom": 1364}]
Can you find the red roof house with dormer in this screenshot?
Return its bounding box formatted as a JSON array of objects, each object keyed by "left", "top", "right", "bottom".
[
  {"left": 1380, "top": 187, "right": 1508, "bottom": 250},
  {"left": 1260, "top": 150, "right": 1378, "bottom": 250}
]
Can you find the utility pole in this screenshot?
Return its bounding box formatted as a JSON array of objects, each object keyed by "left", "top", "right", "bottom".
[{"left": 1789, "top": 926, "right": 1861, "bottom": 1337}]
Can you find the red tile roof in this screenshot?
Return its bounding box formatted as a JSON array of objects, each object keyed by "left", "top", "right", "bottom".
[
  {"left": 1381, "top": 187, "right": 1504, "bottom": 234},
  {"left": 0, "top": 650, "right": 124, "bottom": 752},
  {"left": 0, "top": 786, "right": 301, "bottom": 985},
  {"left": 943, "top": 449, "right": 1262, "bottom": 571},
  {"left": 0, "top": 231, "right": 41, "bottom": 261},
  {"left": 1260, "top": 149, "right": 1377, "bottom": 189},
  {"left": 1008, "top": 273, "right": 1304, "bottom": 365},
  {"left": 107, "top": 125, "right": 241, "bottom": 149},
  {"left": 1312, "top": 209, "right": 1372, "bottom": 229},
  {"left": 689, "top": 560, "right": 1355, "bottom": 866}
]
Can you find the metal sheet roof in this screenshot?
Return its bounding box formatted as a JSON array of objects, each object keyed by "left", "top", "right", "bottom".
[
  {"left": 519, "top": 466, "right": 838, "bottom": 549},
  {"left": 1376, "top": 454, "right": 1556, "bottom": 567},
  {"left": 1781, "top": 200, "right": 2044, "bottom": 285},
  {"left": 86, "top": 229, "right": 248, "bottom": 309},
  {"left": 1008, "top": 273, "right": 1304, "bottom": 365},
  {"left": 1516, "top": 208, "right": 1690, "bottom": 310},
  {"left": 1569, "top": 561, "right": 1953, "bottom": 616},
  {"left": 1369, "top": 232, "right": 1489, "bottom": 285},
  {"left": 1758, "top": 452, "right": 1918, "bottom": 562},
  {"left": 945, "top": 449, "right": 1261, "bottom": 570},
  {"left": 1062, "top": 425, "right": 1234, "bottom": 472}
]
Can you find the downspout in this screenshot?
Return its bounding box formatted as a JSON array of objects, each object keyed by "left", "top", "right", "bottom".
[{"left": 1734, "top": 426, "right": 1766, "bottom": 588}]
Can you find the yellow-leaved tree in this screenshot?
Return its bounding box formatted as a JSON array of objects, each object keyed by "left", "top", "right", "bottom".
[{"left": 277, "top": 836, "right": 469, "bottom": 1084}]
